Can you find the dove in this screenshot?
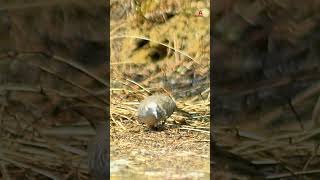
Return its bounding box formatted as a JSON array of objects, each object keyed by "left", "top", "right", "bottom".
[{"left": 137, "top": 94, "right": 176, "bottom": 129}]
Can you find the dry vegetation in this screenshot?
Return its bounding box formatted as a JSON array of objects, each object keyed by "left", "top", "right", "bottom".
[
  {"left": 214, "top": 0, "right": 320, "bottom": 179},
  {"left": 3, "top": 0, "right": 320, "bottom": 179},
  {"left": 110, "top": 0, "right": 210, "bottom": 179},
  {"left": 0, "top": 1, "right": 106, "bottom": 179},
  {"left": 0, "top": 0, "right": 211, "bottom": 179}
]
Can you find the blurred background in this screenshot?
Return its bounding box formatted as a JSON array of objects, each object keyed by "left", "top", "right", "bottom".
[
  {"left": 1, "top": 0, "right": 320, "bottom": 179},
  {"left": 213, "top": 0, "right": 320, "bottom": 179},
  {"left": 0, "top": 1, "right": 107, "bottom": 179}
]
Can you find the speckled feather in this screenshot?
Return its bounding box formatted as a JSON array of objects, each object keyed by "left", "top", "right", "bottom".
[{"left": 137, "top": 95, "right": 176, "bottom": 128}]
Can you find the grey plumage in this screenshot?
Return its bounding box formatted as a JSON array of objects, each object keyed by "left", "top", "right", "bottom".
[{"left": 137, "top": 95, "right": 176, "bottom": 128}]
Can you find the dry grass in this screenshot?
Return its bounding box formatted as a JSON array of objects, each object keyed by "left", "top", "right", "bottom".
[
  {"left": 110, "top": 86, "right": 210, "bottom": 179},
  {"left": 109, "top": 0, "right": 210, "bottom": 179},
  {"left": 0, "top": 52, "right": 103, "bottom": 179},
  {"left": 0, "top": 1, "right": 211, "bottom": 178}
]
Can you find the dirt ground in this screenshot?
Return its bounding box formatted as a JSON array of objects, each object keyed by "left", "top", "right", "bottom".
[
  {"left": 0, "top": 1, "right": 209, "bottom": 179},
  {"left": 110, "top": 120, "right": 210, "bottom": 179},
  {"left": 110, "top": 0, "right": 210, "bottom": 179}
]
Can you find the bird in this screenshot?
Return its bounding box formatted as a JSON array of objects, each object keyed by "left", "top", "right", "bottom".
[
  {"left": 87, "top": 122, "right": 108, "bottom": 180},
  {"left": 137, "top": 94, "right": 176, "bottom": 129}
]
